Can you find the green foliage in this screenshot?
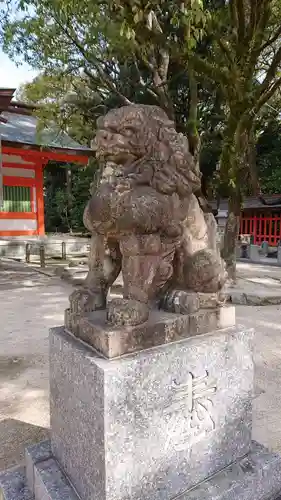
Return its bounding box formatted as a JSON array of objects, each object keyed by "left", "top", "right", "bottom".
[
  {"left": 69, "top": 162, "right": 98, "bottom": 232},
  {"left": 257, "top": 118, "right": 281, "bottom": 195},
  {"left": 17, "top": 74, "right": 97, "bottom": 145},
  {"left": 44, "top": 160, "right": 97, "bottom": 233},
  {"left": 191, "top": 0, "right": 281, "bottom": 197},
  {"left": 1, "top": 0, "right": 210, "bottom": 132},
  {"left": 3, "top": 0, "right": 281, "bottom": 250}
]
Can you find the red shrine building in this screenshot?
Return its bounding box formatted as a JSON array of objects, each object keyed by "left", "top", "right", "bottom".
[
  {"left": 0, "top": 88, "right": 92, "bottom": 237},
  {"left": 215, "top": 196, "right": 281, "bottom": 247}
]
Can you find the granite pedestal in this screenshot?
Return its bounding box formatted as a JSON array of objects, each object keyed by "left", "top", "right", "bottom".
[{"left": 1, "top": 307, "right": 281, "bottom": 499}]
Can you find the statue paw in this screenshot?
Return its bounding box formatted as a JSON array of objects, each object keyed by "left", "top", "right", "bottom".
[
  {"left": 107, "top": 298, "right": 149, "bottom": 326},
  {"left": 69, "top": 288, "right": 106, "bottom": 314},
  {"left": 160, "top": 290, "right": 200, "bottom": 314}
]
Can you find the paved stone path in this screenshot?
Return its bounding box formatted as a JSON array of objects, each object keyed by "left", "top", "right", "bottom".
[
  {"left": 23, "top": 256, "right": 281, "bottom": 304},
  {"left": 227, "top": 261, "right": 281, "bottom": 305},
  {"left": 1, "top": 260, "right": 281, "bottom": 471},
  {"left": 0, "top": 260, "right": 71, "bottom": 470}
]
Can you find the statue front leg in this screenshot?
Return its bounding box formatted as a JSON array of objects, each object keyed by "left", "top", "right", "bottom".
[
  {"left": 107, "top": 234, "right": 176, "bottom": 326},
  {"left": 70, "top": 234, "right": 122, "bottom": 315}
]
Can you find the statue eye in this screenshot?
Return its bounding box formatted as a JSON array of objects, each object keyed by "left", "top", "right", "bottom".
[{"left": 123, "top": 127, "right": 135, "bottom": 136}]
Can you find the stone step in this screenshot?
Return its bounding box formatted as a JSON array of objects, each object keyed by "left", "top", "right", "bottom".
[
  {"left": 2, "top": 441, "right": 281, "bottom": 500},
  {"left": 33, "top": 458, "right": 79, "bottom": 500},
  {"left": 25, "top": 440, "right": 52, "bottom": 494},
  {"left": 25, "top": 440, "right": 79, "bottom": 500},
  {"left": 0, "top": 441, "right": 80, "bottom": 500},
  {"left": 0, "top": 466, "right": 32, "bottom": 500},
  {"left": 180, "top": 441, "right": 281, "bottom": 500}
]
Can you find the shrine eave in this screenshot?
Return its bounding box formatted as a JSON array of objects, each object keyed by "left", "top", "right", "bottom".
[{"left": 2, "top": 139, "right": 94, "bottom": 165}]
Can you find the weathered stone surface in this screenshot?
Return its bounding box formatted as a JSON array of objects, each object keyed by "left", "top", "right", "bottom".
[
  {"left": 228, "top": 289, "right": 281, "bottom": 306},
  {"left": 181, "top": 442, "right": 281, "bottom": 500},
  {"left": 71, "top": 104, "right": 226, "bottom": 326},
  {"left": 3, "top": 440, "right": 281, "bottom": 500},
  {"left": 34, "top": 458, "right": 79, "bottom": 500},
  {"left": 107, "top": 297, "right": 149, "bottom": 326},
  {"left": 65, "top": 306, "right": 236, "bottom": 358},
  {"left": 278, "top": 246, "right": 281, "bottom": 264},
  {"left": 217, "top": 305, "right": 236, "bottom": 329},
  {"left": 249, "top": 244, "right": 261, "bottom": 262},
  {"left": 197, "top": 291, "right": 226, "bottom": 309},
  {"left": 2, "top": 441, "right": 281, "bottom": 500},
  {"left": 25, "top": 440, "right": 52, "bottom": 494},
  {"left": 160, "top": 290, "right": 200, "bottom": 315},
  {"left": 0, "top": 466, "right": 32, "bottom": 500},
  {"left": 188, "top": 308, "right": 217, "bottom": 335},
  {"left": 50, "top": 324, "right": 253, "bottom": 500},
  {"left": 161, "top": 290, "right": 227, "bottom": 314}
]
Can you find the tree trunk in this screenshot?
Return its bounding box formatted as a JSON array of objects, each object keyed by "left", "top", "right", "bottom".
[
  {"left": 219, "top": 114, "right": 246, "bottom": 282},
  {"left": 187, "top": 69, "right": 213, "bottom": 213},
  {"left": 221, "top": 193, "right": 241, "bottom": 282},
  {"left": 187, "top": 68, "right": 199, "bottom": 159}
]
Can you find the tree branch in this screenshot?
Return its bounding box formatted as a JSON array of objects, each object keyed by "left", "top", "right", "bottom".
[
  {"left": 236, "top": 0, "right": 246, "bottom": 42},
  {"left": 191, "top": 54, "right": 230, "bottom": 87},
  {"left": 158, "top": 47, "right": 169, "bottom": 82},
  {"left": 51, "top": 11, "right": 132, "bottom": 105},
  {"left": 260, "top": 25, "right": 281, "bottom": 52},
  {"left": 255, "top": 77, "right": 281, "bottom": 113},
  {"left": 135, "top": 38, "right": 172, "bottom": 116},
  {"left": 247, "top": 0, "right": 268, "bottom": 41},
  {"left": 257, "top": 45, "right": 281, "bottom": 97},
  {"left": 83, "top": 68, "right": 132, "bottom": 105},
  {"left": 248, "top": 0, "right": 257, "bottom": 38},
  {"left": 132, "top": 58, "right": 159, "bottom": 99},
  {"left": 229, "top": 0, "right": 238, "bottom": 36},
  {"left": 217, "top": 38, "right": 234, "bottom": 67}
]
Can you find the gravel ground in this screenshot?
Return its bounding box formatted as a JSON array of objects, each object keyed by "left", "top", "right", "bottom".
[
  {"left": 0, "top": 260, "right": 72, "bottom": 469},
  {"left": 1, "top": 260, "right": 281, "bottom": 470}
]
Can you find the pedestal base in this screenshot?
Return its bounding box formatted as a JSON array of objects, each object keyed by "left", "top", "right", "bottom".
[
  {"left": 65, "top": 305, "right": 235, "bottom": 358},
  {"left": 2, "top": 320, "right": 281, "bottom": 500},
  {"left": 49, "top": 325, "right": 253, "bottom": 500},
  {"left": 1, "top": 441, "right": 281, "bottom": 500}
]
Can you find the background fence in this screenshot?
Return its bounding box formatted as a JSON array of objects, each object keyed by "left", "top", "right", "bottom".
[{"left": 240, "top": 214, "right": 281, "bottom": 247}]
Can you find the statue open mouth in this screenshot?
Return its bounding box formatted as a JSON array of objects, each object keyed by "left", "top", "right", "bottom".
[{"left": 96, "top": 148, "right": 138, "bottom": 165}]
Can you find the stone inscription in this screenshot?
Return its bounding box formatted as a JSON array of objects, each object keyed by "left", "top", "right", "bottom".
[{"left": 164, "top": 371, "right": 217, "bottom": 452}]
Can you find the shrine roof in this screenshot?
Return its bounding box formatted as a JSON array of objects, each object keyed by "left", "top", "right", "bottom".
[
  {"left": 0, "top": 88, "right": 93, "bottom": 163},
  {"left": 210, "top": 196, "right": 281, "bottom": 214},
  {"left": 0, "top": 112, "right": 92, "bottom": 155}
]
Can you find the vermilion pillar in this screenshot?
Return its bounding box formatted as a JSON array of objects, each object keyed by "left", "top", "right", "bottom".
[{"left": 35, "top": 162, "right": 45, "bottom": 236}]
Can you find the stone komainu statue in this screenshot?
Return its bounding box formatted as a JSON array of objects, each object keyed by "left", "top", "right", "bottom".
[{"left": 71, "top": 105, "right": 226, "bottom": 326}]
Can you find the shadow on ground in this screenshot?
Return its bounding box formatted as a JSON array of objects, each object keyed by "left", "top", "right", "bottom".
[
  {"left": 0, "top": 418, "right": 49, "bottom": 470},
  {"left": 0, "top": 260, "right": 55, "bottom": 291}
]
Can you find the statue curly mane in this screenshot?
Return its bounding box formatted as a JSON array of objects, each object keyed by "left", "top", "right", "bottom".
[{"left": 95, "top": 105, "right": 202, "bottom": 198}]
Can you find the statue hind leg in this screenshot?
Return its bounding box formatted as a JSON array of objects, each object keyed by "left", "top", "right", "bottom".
[{"left": 160, "top": 196, "right": 226, "bottom": 313}]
